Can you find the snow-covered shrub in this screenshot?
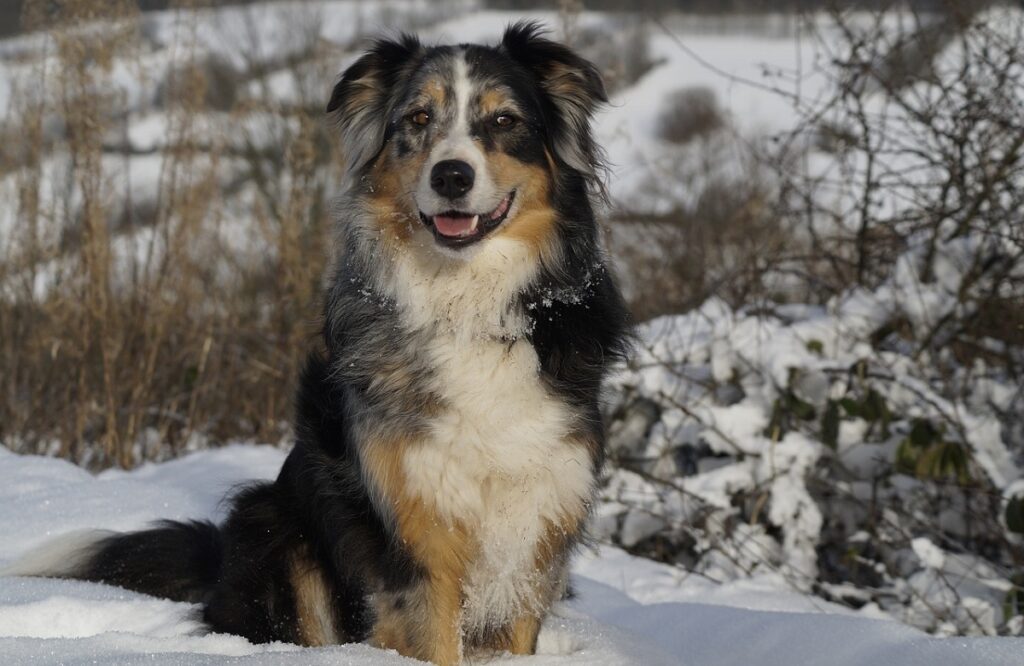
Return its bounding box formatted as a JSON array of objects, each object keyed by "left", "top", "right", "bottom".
[{"left": 602, "top": 6, "right": 1024, "bottom": 636}]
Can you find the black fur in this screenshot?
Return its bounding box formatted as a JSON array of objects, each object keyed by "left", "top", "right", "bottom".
[
  {"left": 82, "top": 520, "right": 221, "bottom": 604},
  {"left": 47, "top": 22, "right": 631, "bottom": 656},
  {"left": 326, "top": 32, "right": 425, "bottom": 173},
  {"left": 498, "top": 21, "right": 609, "bottom": 195}
]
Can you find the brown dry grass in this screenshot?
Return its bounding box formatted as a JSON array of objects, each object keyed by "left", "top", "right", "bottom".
[
  {"left": 0, "top": 0, "right": 344, "bottom": 468},
  {"left": 611, "top": 176, "right": 787, "bottom": 321}
]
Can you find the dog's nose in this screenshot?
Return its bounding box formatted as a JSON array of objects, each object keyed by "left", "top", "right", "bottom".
[{"left": 430, "top": 160, "right": 475, "bottom": 199}]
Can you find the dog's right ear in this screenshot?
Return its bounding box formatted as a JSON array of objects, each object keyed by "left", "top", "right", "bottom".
[{"left": 327, "top": 34, "right": 421, "bottom": 173}]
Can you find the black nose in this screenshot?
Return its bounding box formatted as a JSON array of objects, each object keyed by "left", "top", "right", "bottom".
[{"left": 430, "top": 160, "right": 475, "bottom": 199}]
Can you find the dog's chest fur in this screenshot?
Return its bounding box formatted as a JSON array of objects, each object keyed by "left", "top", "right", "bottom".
[{"left": 383, "top": 237, "right": 594, "bottom": 633}]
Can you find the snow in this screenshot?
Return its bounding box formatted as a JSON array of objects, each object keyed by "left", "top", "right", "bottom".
[
  {"left": 602, "top": 226, "right": 1024, "bottom": 631},
  {"left": 1, "top": 444, "right": 1022, "bottom": 665}
]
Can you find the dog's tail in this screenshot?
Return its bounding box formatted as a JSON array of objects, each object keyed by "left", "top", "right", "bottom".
[{"left": 0, "top": 520, "right": 222, "bottom": 604}]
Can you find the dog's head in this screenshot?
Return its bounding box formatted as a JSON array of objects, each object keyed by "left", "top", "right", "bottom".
[{"left": 327, "top": 22, "right": 606, "bottom": 257}]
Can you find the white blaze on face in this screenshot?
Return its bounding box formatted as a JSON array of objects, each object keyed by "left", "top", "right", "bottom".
[{"left": 416, "top": 52, "right": 500, "bottom": 217}]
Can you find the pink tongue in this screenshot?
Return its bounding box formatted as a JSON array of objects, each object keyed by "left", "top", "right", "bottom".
[{"left": 433, "top": 214, "right": 477, "bottom": 237}]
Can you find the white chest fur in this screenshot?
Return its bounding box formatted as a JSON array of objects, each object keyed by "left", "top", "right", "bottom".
[
  {"left": 382, "top": 235, "right": 595, "bottom": 633},
  {"left": 402, "top": 334, "right": 593, "bottom": 633}
]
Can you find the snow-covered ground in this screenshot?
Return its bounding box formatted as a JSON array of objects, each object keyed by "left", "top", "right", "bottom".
[{"left": 0, "top": 444, "right": 1021, "bottom": 665}]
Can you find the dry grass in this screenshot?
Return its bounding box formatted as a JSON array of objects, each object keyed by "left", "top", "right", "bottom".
[
  {"left": 0, "top": 0, "right": 345, "bottom": 468},
  {"left": 611, "top": 174, "right": 786, "bottom": 321}
]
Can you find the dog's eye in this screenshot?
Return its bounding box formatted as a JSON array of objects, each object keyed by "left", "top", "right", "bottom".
[
  {"left": 409, "top": 110, "right": 430, "bottom": 127},
  {"left": 495, "top": 114, "right": 516, "bottom": 128}
]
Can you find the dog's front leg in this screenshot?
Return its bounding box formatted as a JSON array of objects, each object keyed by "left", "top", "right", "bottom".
[
  {"left": 496, "top": 613, "right": 543, "bottom": 655},
  {"left": 372, "top": 568, "right": 465, "bottom": 665},
  {"left": 420, "top": 558, "right": 467, "bottom": 665},
  {"left": 485, "top": 517, "right": 580, "bottom": 656},
  {"left": 379, "top": 508, "right": 472, "bottom": 665}
]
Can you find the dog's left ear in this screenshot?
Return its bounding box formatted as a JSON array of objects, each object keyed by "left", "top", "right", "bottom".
[
  {"left": 327, "top": 34, "right": 422, "bottom": 173},
  {"left": 500, "top": 21, "right": 607, "bottom": 186}
]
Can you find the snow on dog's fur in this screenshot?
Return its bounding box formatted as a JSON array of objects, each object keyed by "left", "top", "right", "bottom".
[{"left": 2, "top": 22, "right": 629, "bottom": 666}]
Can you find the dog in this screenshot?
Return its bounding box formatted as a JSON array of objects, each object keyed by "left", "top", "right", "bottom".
[{"left": 2, "top": 22, "right": 629, "bottom": 665}]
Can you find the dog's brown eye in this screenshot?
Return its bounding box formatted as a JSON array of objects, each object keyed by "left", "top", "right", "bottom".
[
  {"left": 410, "top": 110, "right": 430, "bottom": 127},
  {"left": 495, "top": 114, "right": 516, "bottom": 128}
]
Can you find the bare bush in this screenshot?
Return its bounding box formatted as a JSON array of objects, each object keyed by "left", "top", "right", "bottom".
[
  {"left": 658, "top": 86, "right": 724, "bottom": 145},
  {"left": 612, "top": 174, "right": 782, "bottom": 320}
]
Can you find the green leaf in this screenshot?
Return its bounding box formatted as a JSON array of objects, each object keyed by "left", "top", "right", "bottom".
[
  {"left": 839, "top": 398, "right": 862, "bottom": 418},
  {"left": 861, "top": 389, "right": 887, "bottom": 423},
  {"left": 895, "top": 437, "right": 919, "bottom": 475},
  {"left": 764, "top": 398, "right": 786, "bottom": 440},
  {"left": 822, "top": 400, "right": 840, "bottom": 449},
  {"left": 879, "top": 402, "right": 893, "bottom": 440},
  {"left": 806, "top": 339, "right": 824, "bottom": 355},
  {"left": 941, "top": 441, "right": 970, "bottom": 484},
  {"left": 913, "top": 441, "right": 971, "bottom": 483},
  {"left": 790, "top": 395, "right": 817, "bottom": 421},
  {"left": 1007, "top": 495, "right": 1024, "bottom": 534},
  {"left": 908, "top": 419, "right": 938, "bottom": 448},
  {"left": 1003, "top": 586, "right": 1024, "bottom": 621},
  {"left": 915, "top": 443, "right": 943, "bottom": 479}
]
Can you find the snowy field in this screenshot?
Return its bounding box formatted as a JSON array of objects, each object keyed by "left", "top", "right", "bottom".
[{"left": 0, "top": 444, "right": 1021, "bottom": 665}]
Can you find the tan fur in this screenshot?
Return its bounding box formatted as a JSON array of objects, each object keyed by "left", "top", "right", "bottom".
[
  {"left": 479, "top": 89, "right": 509, "bottom": 115},
  {"left": 463, "top": 512, "right": 582, "bottom": 655},
  {"left": 489, "top": 153, "right": 559, "bottom": 258},
  {"left": 366, "top": 154, "right": 422, "bottom": 243},
  {"left": 571, "top": 431, "right": 604, "bottom": 463},
  {"left": 363, "top": 436, "right": 475, "bottom": 666},
  {"left": 501, "top": 614, "right": 545, "bottom": 654},
  {"left": 425, "top": 78, "right": 447, "bottom": 108},
  {"left": 360, "top": 428, "right": 594, "bottom": 664},
  {"left": 544, "top": 61, "right": 588, "bottom": 100},
  {"left": 289, "top": 548, "right": 340, "bottom": 647},
  {"left": 371, "top": 591, "right": 418, "bottom": 655}
]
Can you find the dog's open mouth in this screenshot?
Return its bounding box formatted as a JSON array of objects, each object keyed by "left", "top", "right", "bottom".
[{"left": 419, "top": 191, "right": 515, "bottom": 248}]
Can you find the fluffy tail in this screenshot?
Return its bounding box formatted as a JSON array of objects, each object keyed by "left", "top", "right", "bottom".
[{"left": 1, "top": 520, "right": 222, "bottom": 604}]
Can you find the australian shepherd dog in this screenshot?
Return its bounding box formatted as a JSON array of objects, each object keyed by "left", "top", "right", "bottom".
[{"left": 3, "top": 22, "right": 629, "bottom": 665}]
